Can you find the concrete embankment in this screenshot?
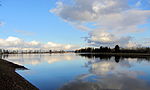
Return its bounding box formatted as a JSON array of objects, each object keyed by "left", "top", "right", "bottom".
[{"left": 0, "top": 59, "right": 38, "bottom": 90}]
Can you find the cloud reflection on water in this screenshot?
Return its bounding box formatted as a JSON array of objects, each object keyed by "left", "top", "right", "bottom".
[
  {"left": 60, "top": 54, "right": 150, "bottom": 90},
  {"left": 60, "top": 73, "right": 150, "bottom": 90},
  {"left": 2, "top": 53, "right": 81, "bottom": 65},
  {"left": 2, "top": 53, "right": 150, "bottom": 90}
]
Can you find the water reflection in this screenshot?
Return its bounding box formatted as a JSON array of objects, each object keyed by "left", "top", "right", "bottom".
[
  {"left": 60, "top": 74, "right": 150, "bottom": 90},
  {"left": 78, "top": 53, "right": 150, "bottom": 63},
  {"left": 2, "top": 53, "right": 81, "bottom": 65},
  {"left": 60, "top": 54, "right": 150, "bottom": 90},
  {"left": 1, "top": 53, "right": 150, "bottom": 90}
]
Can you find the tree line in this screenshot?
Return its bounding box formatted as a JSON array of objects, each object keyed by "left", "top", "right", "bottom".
[
  {"left": 0, "top": 49, "right": 72, "bottom": 54},
  {"left": 75, "top": 45, "right": 150, "bottom": 53},
  {"left": 0, "top": 49, "right": 52, "bottom": 54}
]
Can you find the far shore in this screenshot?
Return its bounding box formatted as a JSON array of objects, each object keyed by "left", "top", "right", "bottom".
[
  {"left": 77, "top": 52, "right": 150, "bottom": 57},
  {"left": 1, "top": 52, "right": 150, "bottom": 56},
  {"left": 0, "top": 58, "right": 38, "bottom": 90}
]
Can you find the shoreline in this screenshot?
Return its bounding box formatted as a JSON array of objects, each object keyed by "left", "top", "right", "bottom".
[
  {"left": 0, "top": 59, "right": 38, "bottom": 90},
  {"left": 77, "top": 52, "right": 150, "bottom": 57}
]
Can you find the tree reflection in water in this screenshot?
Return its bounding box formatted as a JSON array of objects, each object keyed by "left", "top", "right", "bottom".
[{"left": 60, "top": 54, "right": 150, "bottom": 90}]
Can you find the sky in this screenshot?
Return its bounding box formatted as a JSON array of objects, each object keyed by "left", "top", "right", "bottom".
[{"left": 0, "top": 0, "right": 150, "bottom": 50}]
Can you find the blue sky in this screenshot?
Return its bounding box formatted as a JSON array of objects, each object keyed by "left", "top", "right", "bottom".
[
  {"left": 0, "top": 0, "right": 86, "bottom": 44},
  {"left": 0, "top": 0, "right": 150, "bottom": 50}
]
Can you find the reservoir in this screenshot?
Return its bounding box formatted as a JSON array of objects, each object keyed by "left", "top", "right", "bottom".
[{"left": 2, "top": 53, "right": 150, "bottom": 90}]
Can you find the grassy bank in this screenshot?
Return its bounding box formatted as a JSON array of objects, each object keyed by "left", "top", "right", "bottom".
[{"left": 0, "top": 59, "right": 38, "bottom": 90}]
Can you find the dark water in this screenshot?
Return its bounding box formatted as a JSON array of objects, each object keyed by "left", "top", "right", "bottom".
[{"left": 2, "top": 53, "right": 150, "bottom": 90}]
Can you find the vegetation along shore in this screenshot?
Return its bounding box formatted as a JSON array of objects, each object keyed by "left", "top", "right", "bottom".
[{"left": 75, "top": 45, "right": 150, "bottom": 56}]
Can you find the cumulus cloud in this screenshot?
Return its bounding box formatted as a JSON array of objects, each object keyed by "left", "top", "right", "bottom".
[
  {"left": 0, "top": 36, "right": 78, "bottom": 50},
  {"left": 85, "top": 30, "right": 133, "bottom": 47},
  {"left": 50, "top": 0, "right": 129, "bottom": 22},
  {"left": 51, "top": 0, "right": 150, "bottom": 47}
]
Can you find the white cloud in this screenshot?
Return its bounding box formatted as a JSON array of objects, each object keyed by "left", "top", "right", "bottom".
[
  {"left": 50, "top": 0, "right": 129, "bottom": 22},
  {"left": 0, "top": 36, "right": 79, "bottom": 50},
  {"left": 84, "top": 30, "right": 135, "bottom": 47},
  {"left": 51, "top": 0, "right": 150, "bottom": 47}
]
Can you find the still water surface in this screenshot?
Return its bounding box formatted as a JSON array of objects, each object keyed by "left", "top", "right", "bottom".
[{"left": 2, "top": 53, "right": 150, "bottom": 90}]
